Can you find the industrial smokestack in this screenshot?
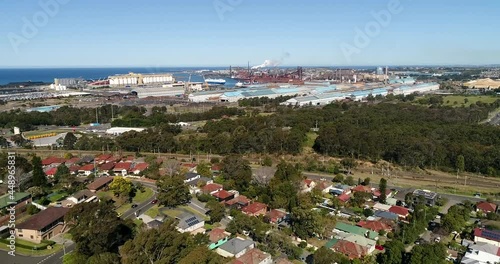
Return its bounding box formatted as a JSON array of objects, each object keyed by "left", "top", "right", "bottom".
[{"left": 385, "top": 66, "right": 388, "bottom": 84}]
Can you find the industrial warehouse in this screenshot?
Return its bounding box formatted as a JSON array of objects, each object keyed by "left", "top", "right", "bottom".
[
  {"left": 108, "top": 72, "right": 175, "bottom": 87},
  {"left": 186, "top": 81, "right": 440, "bottom": 106}
]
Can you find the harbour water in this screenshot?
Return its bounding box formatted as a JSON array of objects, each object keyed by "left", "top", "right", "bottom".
[{"left": 0, "top": 67, "right": 237, "bottom": 88}]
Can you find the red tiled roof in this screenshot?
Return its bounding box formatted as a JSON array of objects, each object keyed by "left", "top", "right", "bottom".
[
  {"left": 42, "top": 157, "right": 65, "bottom": 166},
  {"left": 225, "top": 195, "right": 250, "bottom": 206},
  {"left": 357, "top": 220, "right": 392, "bottom": 232},
  {"left": 231, "top": 248, "right": 270, "bottom": 264},
  {"left": 211, "top": 164, "right": 222, "bottom": 171},
  {"left": 45, "top": 167, "right": 57, "bottom": 176},
  {"left": 352, "top": 185, "right": 371, "bottom": 193},
  {"left": 114, "top": 162, "right": 132, "bottom": 170},
  {"left": 182, "top": 163, "right": 197, "bottom": 168},
  {"left": 96, "top": 154, "right": 112, "bottom": 161},
  {"left": 389, "top": 206, "right": 409, "bottom": 217},
  {"left": 372, "top": 189, "right": 392, "bottom": 197},
  {"left": 267, "top": 209, "right": 287, "bottom": 223},
  {"left": 303, "top": 179, "right": 314, "bottom": 187},
  {"left": 99, "top": 162, "right": 115, "bottom": 171},
  {"left": 86, "top": 176, "right": 113, "bottom": 191},
  {"left": 338, "top": 193, "right": 351, "bottom": 202},
  {"left": 213, "top": 190, "right": 234, "bottom": 200},
  {"left": 65, "top": 157, "right": 80, "bottom": 165},
  {"left": 242, "top": 202, "right": 267, "bottom": 215},
  {"left": 132, "top": 162, "right": 149, "bottom": 172},
  {"left": 69, "top": 165, "right": 80, "bottom": 172},
  {"left": 332, "top": 240, "right": 366, "bottom": 260},
  {"left": 16, "top": 207, "right": 70, "bottom": 231},
  {"left": 79, "top": 164, "right": 95, "bottom": 171},
  {"left": 208, "top": 228, "right": 229, "bottom": 243},
  {"left": 202, "top": 183, "right": 223, "bottom": 194},
  {"left": 476, "top": 201, "right": 497, "bottom": 213}
]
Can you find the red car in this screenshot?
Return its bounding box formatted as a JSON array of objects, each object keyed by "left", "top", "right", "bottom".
[
  {"left": 375, "top": 245, "right": 384, "bottom": 251},
  {"left": 151, "top": 199, "right": 158, "bottom": 204}
]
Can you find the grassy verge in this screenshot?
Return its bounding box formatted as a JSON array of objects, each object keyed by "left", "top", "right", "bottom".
[
  {"left": 133, "top": 187, "right": 154, "bottom": 203},
  {"left": 145, "top": 205, "right": 160, "bottom": 218},
  {"left": 0, "top": 240, "right": 62, "bottom": 256},
  {"left": 443, "top": 95, "right": 498, "bottom": 107}
]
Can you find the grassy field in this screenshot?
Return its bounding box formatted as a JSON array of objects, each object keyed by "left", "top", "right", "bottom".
[
  {"left": 303, "top": 132, "right": 318, "bottom": 154},
  {"left": 443, "top": 95, "right": 498, "bottom": 107}
]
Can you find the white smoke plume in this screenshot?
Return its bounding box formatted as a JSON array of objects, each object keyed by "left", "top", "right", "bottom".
[{"left": 252, "top": 52, "right": 290, "bottom": 69}]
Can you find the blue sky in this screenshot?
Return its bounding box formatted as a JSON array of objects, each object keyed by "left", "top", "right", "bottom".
[{"left": 0, "top": 0, "right": 499, "bottom": 67}]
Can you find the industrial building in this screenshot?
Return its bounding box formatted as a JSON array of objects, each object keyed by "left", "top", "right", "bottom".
[
  {"left": 131, "top": 86, "right": 185, "bottom": 98},
  {"left": 392, "top": 83, "right": 439, "bottom": 96},
  {"left": 105, "top": 127, "right": 145, "bottom": 136},
  {"left": 108, "top": 73, "right": 174, "bottom": 87},
  {"left": 54, "top": 78, "right": 84, "bottom": 87}
]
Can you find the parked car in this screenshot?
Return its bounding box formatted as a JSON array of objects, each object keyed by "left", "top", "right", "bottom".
[
  {"left": 151, "top": 199, "right": 158, "bottom": 204},
  {"left": 375, "top": 245, "right": 384, "bottom": 250},
  {"left": 131, "top": 204, "right": 138, "bottom": 208},
  {"left": 434, "top": 237, "right": 441, "bottom": 243}
]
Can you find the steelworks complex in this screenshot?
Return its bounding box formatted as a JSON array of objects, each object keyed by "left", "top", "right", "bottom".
[{"left": 187, "top": 81, "right": 439, "bottom": 106}]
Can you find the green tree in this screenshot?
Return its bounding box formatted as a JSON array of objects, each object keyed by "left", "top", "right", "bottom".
[
  {"left": 379, "top": 178, "right": 387, "bottom": 204},
  {"left": 221, "top": 154, "right": 252, "bottom": 191},
  {"left": 26, "top": 204, "right": 40, "bottom": 215},
  {"left": 344, "top": 175, "right": 355, "bottom": 186},
  {"left": 196, "top": 162, "right": 212, "bottom": 178},
  {"left": 313, "top": 246, "right": 350, "bottom": 264},
  {"left": 333, "top": 174, "right": 344, "bottom": 183},
  {"left": 87, "top": 252, "right": 121, "bottom": 264},
  {"left": 54, "top": 164, "right": 70, "bottom": 185},
  {"left": 206, "top": 200, "right": 225, "bottom": 223},
  {"left": 31, "top": 155, "right": 47, "bottom": 187},
  {"left": 156, "top": 175, "right": 191, "bottom": 207},
  {"left": 109, "top": 176, "right": 135, "bottom": 201},
  {"left": 363, "top": 177, "right": 371, "bottom": 186},
  {"left": 63, "top": 132, "right": 78, "bottom": 150},
  {"left": 340, "top": 158, "right": 357, "bottom": 174},
  {"left": 377, "top": 240, "right": 405, "bottom": 264},
  {"left": 409, "top": 243, "right": 447, "bottom": 264},
  {"left": 65, "top": 201, "right": 134, "bottom": 257},
  {"left": 178, "top": 246, "right": 224, "bottom": 264},
  {"left": 262, "top": 156, "right": 273, "bottom": 166}
]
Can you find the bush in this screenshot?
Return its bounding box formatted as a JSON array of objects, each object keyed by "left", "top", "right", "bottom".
[
  {"left": 210, "top": 157, "right": 220, "bottom": 164},
  {"left": 298, "top": 241, "right": 307, "bottom": 248},
  {"left": 197, "top": 193, "right": 214, "bottom": 203},
  {"left": 387, "top": 232, "right": 394, "bottom": 239},
  {"left": 378, "top": 230, "right": 386, "bottom": 236},
  {"left": 26, "top": 204, "right": 40, "bottom": 215}
]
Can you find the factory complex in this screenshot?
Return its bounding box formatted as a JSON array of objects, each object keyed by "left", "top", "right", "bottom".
[{"left": 187, "top": 81, "right": 440, "bottom": 106}]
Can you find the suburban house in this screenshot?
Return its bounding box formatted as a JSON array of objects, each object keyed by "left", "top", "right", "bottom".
[
  {"left": 44, "top": 167, "right": 57, "bottom": 178},
  {"left": 357, "top": 220, "right": 393, "bottom": 233},
  {"left": 69, "top": 165, "right": 80, "bottom": 175},
  {"left": 412, "top": 189, "right": 439, "bottom": 206},
  {"left": 266, "top": 209, "right": 288, "bottom": 224},
  {"left": 460, "top": 242, "right": 500, "bottom": 264},
  {"left": 64, "top": 157, "right": 81, "bottom": 166},
  {"left": 202, "top": 183, "right": 223, "bottom": 195},
  {"left": 388, "top": 206, "right": 410, "bottom": 220},
  {"left": 338, "top": 233, "right": 377, "bottom": 254},
  {"left": 95, "top": 154, "right": 113, "bottom": 164},
  {"left": 182, "top": 163, "right": 197, "bottom": 172},
  {"left": 212, "top": 190, "right": 235, "bottom": 202},
  {"left": 230, "top": 248, "right": 272, "bottom": 264},
  {"left": 87, "top": 176, "right": 114, "bottom": 192},
  {"left": 78, "top": 164, "right": 95, "bottom": 176},
  {"left": 372, "top": 203, "right": 392, "bottom": 212},
  {"left": 66, "top": 189, "right": 98, "bottom": 205},
  {"left": 334, "top": 222, "right": 378, "bottom": 240},
  {"left": 208, "top": 228, "right": 231, "bottom": 250},
  {"left": 146, "top": 220, "right": 164, "bottom": 229},
  {"left": 330, "top": 184, "right": 352, "bottom": 196},
  {"left": 0, "top": 192, "right": 32, "bottom": 225},
  {"left": 374, "top": 210, "right": 399, "bottom": 221},
  {"left": 41, "top": 157, "right": 66, "bottom": 168},
  {"left": 79, "top": 156, "right": 94, "bottom": 164},
  {"left": 225, "top": 195, "right": 251, "bottom": 209},
  {"left": 176, "top": 213, "right": 204, "bottom": 233},
  {"left": 131, "top": 162, "right": 149, "bottom": 175},
  {"left": 98, "top": 162, "right": 115, "bottom": 175},
  {"left": 351, "top": 185, "right": 372, "bottom": 193},
  {"left": 315, "top": 180, "right": 334, "bottom": 193},
  {"left": 15, "top": 207, "right": 70, "bottom": 243},
  {"left": 211, "top": 164, "right": 221, "bottom": 174},
  {"left": 372, "top": 189, "right": 392, "bottom": 200},
  {"left": 476, "top": 201, "right": 498, "bottom": 214},
  {"left": 184, "top": 172, "right": 201, "bottom": 183},
  {"left": 474, "top": 228, "right": 500, "bottom": 247},
  {"left": 216, "top": 237, "right": 255, "bottom": 258},
  {"left": 332, "top": 240, "right": 367, "bottom": 260},
  {"left": 337, "top": 193, "right": 351, "bottom": 203},
  {"left": 113, "top": 162, "right": 132, "bottom": 176},
  {"left": 301, "top": 179, "right": 316, "bottom": 193},
  {"left": 242, "top": 202, "right": 268, "bottom": 217}
]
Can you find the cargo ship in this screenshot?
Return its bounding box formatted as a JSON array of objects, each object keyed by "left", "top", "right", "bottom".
[{"left": 205, "top": 78, "right": 226, "bottom": 85}]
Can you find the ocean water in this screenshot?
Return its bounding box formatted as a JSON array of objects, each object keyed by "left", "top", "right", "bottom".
[{"left": 0, "top": 67, "right": 237, "bottom": 87}]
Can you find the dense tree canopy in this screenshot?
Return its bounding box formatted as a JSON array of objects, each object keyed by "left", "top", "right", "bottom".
[{"left": 156, "top": 174, "right": 191, "bottom": 207}]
